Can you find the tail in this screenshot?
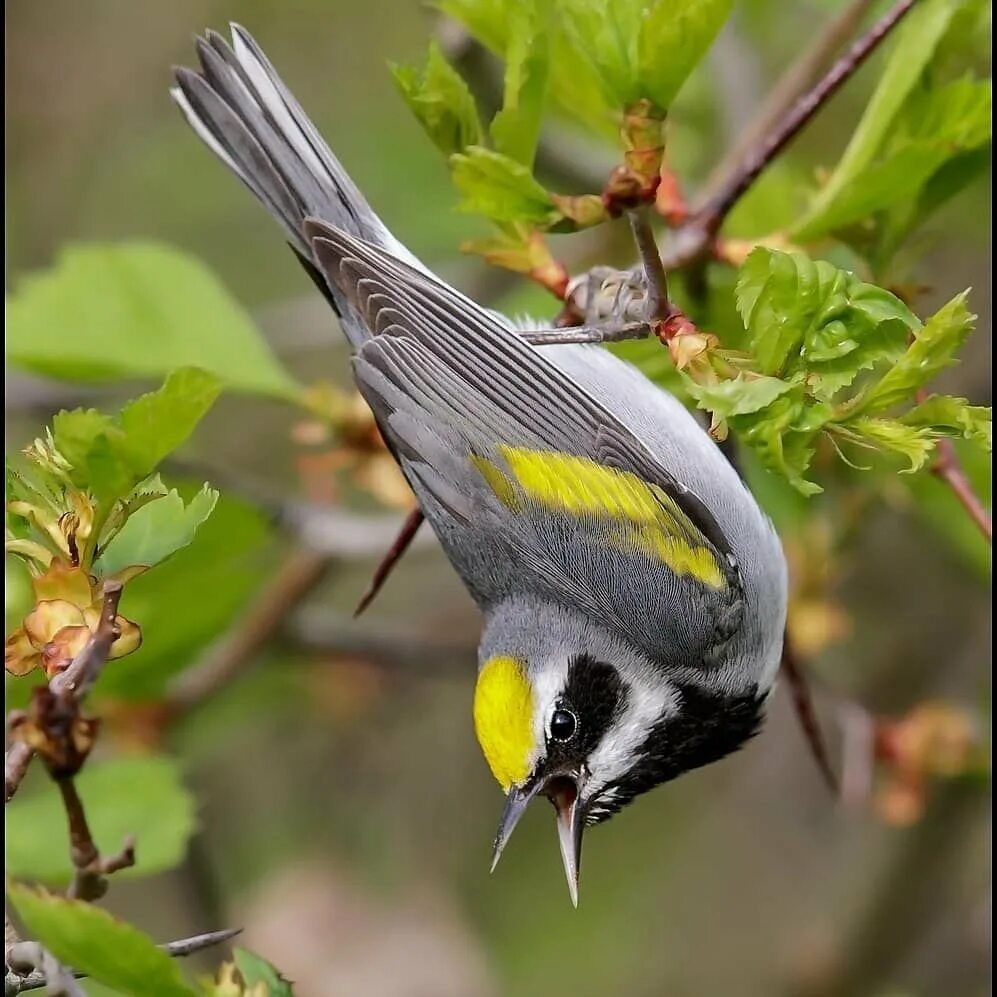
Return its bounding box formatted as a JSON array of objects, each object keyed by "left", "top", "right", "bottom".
[{"left": 171, "top": 24, "right": 420, "bottom": 349}]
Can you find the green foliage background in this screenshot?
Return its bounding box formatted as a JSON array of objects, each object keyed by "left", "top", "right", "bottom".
[{"left": 4, "top": 1, "right": 991, "bottom": 995}]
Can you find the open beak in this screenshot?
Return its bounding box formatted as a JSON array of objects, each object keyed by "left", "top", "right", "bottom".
[{"left": 490, "top": 772, "right": 586, "bottom": 907}]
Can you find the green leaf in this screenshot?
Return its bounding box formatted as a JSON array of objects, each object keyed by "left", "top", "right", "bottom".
[
  {"left": 7, "top": 883, "right": 195, "bottom": 996},
  {"left": 491, "top": 1, "right": 552, "bottom": 165},
  {"left": 843, "top": 417, "right": 935, "bottom": 471},
  {"left": 735, "top": 248, "right": 917, "bottom": 392},
  {"left": 858, "top": 292, "right": 976, "bottom": 412},
  {"left": 392, "top": 43, "right": 484, "bottom": 157},
  {"left": 118, "top": 368, "right": 222, "bottom": 478},
  {"left": 233, "top": 948, "right": 295, "bottom": 996},
  {"left": 637, "top": 0, "right": 734, "bottom": 110},
  {"left": 6, "top": 242, "right": 301, "bottom": 399},
  {"left": 5, "top": 755, "right": 197, "bottom": 884},
  {"left": 900, "top": 395, "right": 992, "bottom": 449},
  {"left": 48, "top": 369, "right": 220, "bottom": 506},
  {"left": 683, "top": 374, "right": 796, "bottom": 417},
  {"left": 796, "top": 0, "right": 964, "bottom": 234},
  {"left": 796, "top": 75, "right": 991, "bottom": 240},
  {"left": 437, "top": 0, "right": 508, "bottom": 52},
  {"left": 94, "top": 484, "right": 219, "bottom": 576},
  {"left": 450, "top": 146, "right": 559, "bottom": 224},
  {"left": 559, "top": 0, "right": 731, "bottom": 111}
]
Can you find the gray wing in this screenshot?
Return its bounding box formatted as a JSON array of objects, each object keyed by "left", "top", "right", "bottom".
[{"left": 306, "top": 221, "right": 745, "bottom": 667}]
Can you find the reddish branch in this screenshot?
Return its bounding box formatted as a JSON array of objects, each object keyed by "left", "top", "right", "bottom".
[
  {"left": 354, "top": 508, "right": 426, "bottom": 617},
  {"left": 692, "top": 0, "right": 917, "bottom": 242},
  {"left": 780, "top": 633, "right": 839, "bottom": 794},
  {"left": 932, "top": 438, "right": 992, "bottom": 543}
]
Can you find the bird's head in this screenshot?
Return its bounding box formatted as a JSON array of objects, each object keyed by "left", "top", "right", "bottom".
[{"left": 474, "top": 599, "right": 766, "bottom": 905}]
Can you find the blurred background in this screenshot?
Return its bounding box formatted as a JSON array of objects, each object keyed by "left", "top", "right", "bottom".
[{"left": 5, "top": 1, "right": 991, "bottom": 995}]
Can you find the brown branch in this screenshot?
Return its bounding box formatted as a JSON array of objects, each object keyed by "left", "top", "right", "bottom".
[
  {"left": 354, "top": 508, "right": 425, "bottom": 617},
  {"left": 57, "top": 778, "right": 135, "bottom": 901},
  {"left": 780, "top": 632, "right": 839, "bottom": 794},
  {"left": 628, "top": 208, "right": 674, "bottom": 321},
  {"left": 700, "top": 0, "right": 880, "bottom": 204},
  {"left": 5, "top": 928, "right": 242, "bottom": 994},
  {"left": 932, "top": 437, "right": 992, "bottom": 543},
  {"left": 5, "top": 584, "right": 123, "bottom": 805},
  {"left": 694, "top": 0, "right": 915, "bottom": 240},
  {"left": 167, "top": 546, "right": 335, "bottom": 712}
]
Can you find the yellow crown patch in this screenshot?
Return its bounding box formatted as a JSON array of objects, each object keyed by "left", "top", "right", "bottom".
[{"left": 473, "top": 656, "right": 534, "bottom": 791}]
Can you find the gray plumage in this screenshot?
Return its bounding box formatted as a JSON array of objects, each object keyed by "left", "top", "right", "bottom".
[{"left": 173, "top": 26, "right": 788, "bottom": 846}]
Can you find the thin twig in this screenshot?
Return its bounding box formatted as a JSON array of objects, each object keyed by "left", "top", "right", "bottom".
[
  {"left": 780, "top": 633, "right": 839, "bottom": 794},
  {"left": 49, "top": 584, "right": 123, "bottom": 699},
  {"left": 700, "top": 0, "right": 880, "bottom": 202},
  {"left": 5, "top": 585, "right": 123, "bottom": 805},
  {"left": 167, "top": 547, "right": 335, "bottom": 712},
  {"left": 354, "top": 508, "right": 425, "bottom": 617},
  {"left": 628, "top": 208, "right": 674, "bottom": 321},
  {"left": 5, "top": 928, "right": 242, "bottom": 994},
  {"left": 58, "top": 778, "right": 135, "bottom": 901},
  {"left": 520, "top": 322, "right": 651, "bottom": 346},
  {"left": 932, "top": 437, "right": 992, "bottom": 543},
  {"left": 694, "top": 0, "right": 916, "bottom": 240}
]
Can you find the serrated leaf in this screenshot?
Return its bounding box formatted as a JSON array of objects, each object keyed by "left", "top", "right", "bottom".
[
  {"left": 491, "top": 0, "right": 551, "bottom": 165},
  {"left": 392, "top": 42, "right": 483, "bottom": 157},
  {"left": 118, "top": 368, "right": 222, "bottom": 479},
  {"left": 47, "top": 369, "right": 220, "bottom": 507},
  {"left": 797, "top": 0, "right": 964, "bottom": 233},
  {"left": 844, "top": 417, "right": 935, "bottom": 471},
  {"left": 5, "top": 755, "right": 197, "bottom": 884},
  {"left": 7, "top": 883, "right": 195, "bottom": 996},
  {"left": 900, "top": 395, "right": 992, "bottom": 449},
  {"left": 450, "top": 146, "right": 559, "bottom": 224},
  {"left": 94, "top": 485, "right": 219, "bottom": 576},
  {"left": 735, "top": 248, "right": 917, "bottom": 392},
  {"left": 637, "top": 0, "right": 733, "bottom": 110},
  {"left": 233, "top": 948, "right": 295, "bottom": 996},
  {"left": 683, "top": 374, "right": 795, "bottom": 417},
  {"left": 6, "top": 242, "right": 300, "bottom": 399},
  {"left": 859, "top": 292, "right": 976, "bottom": 412}
]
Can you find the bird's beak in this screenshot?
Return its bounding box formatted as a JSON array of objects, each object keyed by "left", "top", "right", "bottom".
[{"left": 490, "top": 772, "right": 587, "bottom": 907}]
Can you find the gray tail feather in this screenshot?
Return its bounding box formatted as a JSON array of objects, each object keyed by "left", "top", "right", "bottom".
[{"left": 171, "top": 24, "right": 418, "bottom": 349}]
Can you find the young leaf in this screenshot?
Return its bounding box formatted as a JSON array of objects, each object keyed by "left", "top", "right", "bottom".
[
  {"left": 842, "top": 417, "right": 935, "bottom": 472},
  {"left": 490, "top": 0, "right": 551, "bottom": 166},
  {"left": 637, "top": 0, "right": 734, "bottom": 111},
  {"left": 392, "top": 43, "right": 484, "bottom": 157},
  {"left": 683, "top": 374, "right": 796, "bottom": 418},
  {"left": 94, "top": 484, "right": 219, "bottom": 576},
  {"left": 7, "top": 883, "right": 195, "bottom": 996},
  {"left": 900, "top": 395, "right": 992, "bottom": 450},
  {"left": 233, "top": 948, "right": 295, "bottom": 996},
  {"left": 5, "top": 755, "right": 197, "bottom": 884},
  {"left": 796, "top": 0, "right": 964, "bottom": 234},
  {"left": 450, "top": 146, "right": 559, "bottom": 224},
  {"left": 119, "top": 368, "right": 221, "bottom": 477},
  {"left": 735, "top": 248, "right": 917, "bottom": 393},
  {"left": 857, "top": 292, "right": 975, "bottom": 412},
  {"left": 6, "top": 242, "right": 301, "bottom": 399}
]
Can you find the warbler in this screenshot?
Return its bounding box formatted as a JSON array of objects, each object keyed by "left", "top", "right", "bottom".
[{"left": 173, "top": 25, "right": 787, "bottom": 905}]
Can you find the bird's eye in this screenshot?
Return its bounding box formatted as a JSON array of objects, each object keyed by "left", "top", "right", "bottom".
[{"left": 549, "top": 708, "right": 577, "bottom": 742}]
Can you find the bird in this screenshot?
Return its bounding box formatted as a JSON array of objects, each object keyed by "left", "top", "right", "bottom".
[{"left": 172, "top": 25, "right": 788, "bottom": 906}]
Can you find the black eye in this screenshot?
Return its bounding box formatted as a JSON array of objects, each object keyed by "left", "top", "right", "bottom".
[{"left": 549, "top": 708, "right": 577, "bottom": 742}]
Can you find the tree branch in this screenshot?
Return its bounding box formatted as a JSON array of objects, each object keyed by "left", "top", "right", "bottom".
[
  {"left": 5, "top": 928, "right": 242, "bottom": 994},
  {"left": 5, "top": 584, "right": 123, "bottom": 805},
  {"left": 692, "top": 0, "right": 915, "bottom": 242},
  {"left": 931, "top": 437, "right": 992, "bottom": 543}
]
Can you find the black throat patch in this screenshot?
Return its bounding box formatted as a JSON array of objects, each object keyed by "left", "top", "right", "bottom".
[{"left": 588, "top": 682, "right": 766, "bottom": 823}]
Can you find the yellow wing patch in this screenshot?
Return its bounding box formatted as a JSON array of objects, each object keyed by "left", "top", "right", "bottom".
[
  {"left": 473, "top": 656, "right": 535, "bottom": 791},
  {"left": 474, "top": 446, "right": 725, "bottom": 589}
]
